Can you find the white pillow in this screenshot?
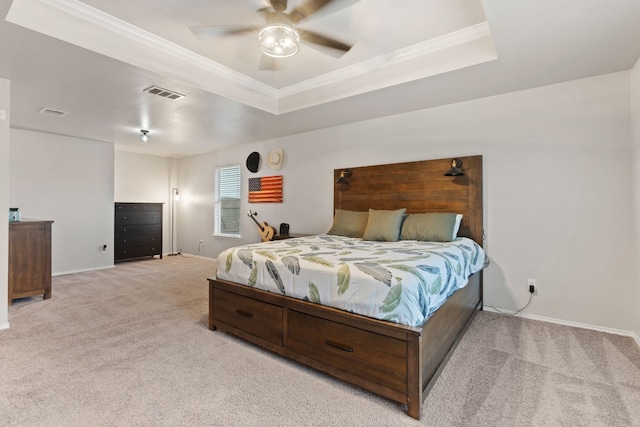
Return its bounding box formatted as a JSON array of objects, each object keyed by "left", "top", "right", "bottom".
[{"left": 453, "top": 214, "right": 463, "bottom": 238}]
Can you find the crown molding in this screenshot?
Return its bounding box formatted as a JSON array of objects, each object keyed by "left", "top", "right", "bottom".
[
  {"left": 7, "top": 0, "right": 496, "bottom": 115},
  {"left": 6, "top": 0, "right": 279, "bottom": 112},
  {"left": 50, "top": 0, "right": 277, "bottom": 96},
  {"left": 278, "top": 22, "right": 492, "bottom": 98}
]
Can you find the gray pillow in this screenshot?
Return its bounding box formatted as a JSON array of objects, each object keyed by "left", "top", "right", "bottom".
[
  {"left": 362, "top": 208, "right": 407, "bottom": 242},
  {"left": 327, "top": 209, "right": 369, "bottom": 237},
  {"left": 400, "top": 213, "right": 459, "bottom": 242}
]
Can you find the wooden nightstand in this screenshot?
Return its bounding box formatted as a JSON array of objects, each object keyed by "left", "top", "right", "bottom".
[{"left": 271, "top": 233, "right": 311, "bottom": 241}]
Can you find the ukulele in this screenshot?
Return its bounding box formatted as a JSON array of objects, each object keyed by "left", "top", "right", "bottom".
[{"left": 247, "top": 210, "right": 276, "bottom": 242}]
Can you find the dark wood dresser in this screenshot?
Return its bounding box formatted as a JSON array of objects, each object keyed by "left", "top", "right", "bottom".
[
  {"left": 114, "top": 203, "right": 163, "bottom": 262},
  {"left": 8, "top": 219, "right": 54, "bottom": 305}
]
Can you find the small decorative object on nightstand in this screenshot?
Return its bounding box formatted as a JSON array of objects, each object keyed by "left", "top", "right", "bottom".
[
  {"left": 279, "top": 223, "right": 289, "bottom": 235},
  {"left": 8, "top": 207, "right": 20, "bottom": 222}
]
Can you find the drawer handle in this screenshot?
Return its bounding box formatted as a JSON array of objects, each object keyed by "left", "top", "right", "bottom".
[
  {"left": 236, "top": 309, "right": 253, "bottom": 319},
  {"left": 325, "top": 340, "right": 353, "bottom": 352}
]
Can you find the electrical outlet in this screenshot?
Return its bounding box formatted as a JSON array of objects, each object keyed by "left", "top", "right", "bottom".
[
  {"left": 199, "top": 240, "right": 204, "bottom": 248},
  {"left": 528, "top": 279, "right": 536, "bottom": 294}
]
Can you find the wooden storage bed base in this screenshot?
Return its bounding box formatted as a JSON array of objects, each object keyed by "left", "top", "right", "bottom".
[
  {"left": 208, "top": 155, "right": 484, "bottom": 419},
  {"left": 209, "top": 273, "right": 481, "bottom": 419}
]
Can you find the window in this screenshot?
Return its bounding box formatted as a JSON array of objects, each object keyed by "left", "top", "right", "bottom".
[{"left": 214, "top": 165, "right": 241, "bottom": 237}]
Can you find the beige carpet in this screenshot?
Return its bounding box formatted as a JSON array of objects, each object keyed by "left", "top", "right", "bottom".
[{"left": 2, "top": 256, "right": 639, "bottom": 426}]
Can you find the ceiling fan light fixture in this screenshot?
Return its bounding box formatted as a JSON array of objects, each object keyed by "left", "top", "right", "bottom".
[{"left": 259, "top": 24, "right": 299, "bottom": 58}]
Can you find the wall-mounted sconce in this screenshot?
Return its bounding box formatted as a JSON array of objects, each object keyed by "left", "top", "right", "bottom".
[
  {"left": 444, "top": 158, "right": 464, "bottom": 176},
  {"left": 139, "top": 129, "right": 150, "bottom": 143},
  {"left": 336, "top": 169, "right": 352, "bottom": 184}
]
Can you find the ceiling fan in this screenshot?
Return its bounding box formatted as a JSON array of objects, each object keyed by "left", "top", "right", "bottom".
[{"left": 190, "top": 0, "right": 357, "bottom": 69}]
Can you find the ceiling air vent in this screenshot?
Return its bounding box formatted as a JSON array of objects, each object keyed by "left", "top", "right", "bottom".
[
  {"left": 143, "top": 85, "right": 185, "bottom": 100},
  {"left": 37, "top": 107, "right": 68, "bottom": 117}
]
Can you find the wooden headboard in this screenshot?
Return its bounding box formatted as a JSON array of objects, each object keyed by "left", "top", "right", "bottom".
[{"left": 333, "top": 155, "right": 483, "bottom": 246}]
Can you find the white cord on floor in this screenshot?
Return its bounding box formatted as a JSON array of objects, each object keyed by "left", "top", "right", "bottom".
[{"left": 484, "top": 292, "right": 533, "bottom": 316}]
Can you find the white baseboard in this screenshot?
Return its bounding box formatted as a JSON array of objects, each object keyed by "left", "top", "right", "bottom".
[
  {"left": 482, "top": 307, "right": 640, "bottom": 349},
  {"left": 53, "top": 264, "right": 114, "bottom": 277},
  {"left": 0, "top": 322, "right": 10, "bottom": 331},
  {"left": 53, "top": 255, "right": 216, "bottom": 277},
  {"left": 174, "top": 253, "right": 216, "bottom": 262}
]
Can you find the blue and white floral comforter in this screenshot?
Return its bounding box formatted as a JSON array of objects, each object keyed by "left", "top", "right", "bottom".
[{"left": 216, "top": 234, "right": 486, "bottom": 327}]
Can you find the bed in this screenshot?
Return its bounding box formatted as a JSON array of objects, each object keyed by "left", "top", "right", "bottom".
[{"left": 208, "top": 155, "right": 484, "bottom": 419}]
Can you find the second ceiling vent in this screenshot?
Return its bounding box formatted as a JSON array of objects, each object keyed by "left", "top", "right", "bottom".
[{"left": 143, "top": 85, "right": 185, "bottom": 100}]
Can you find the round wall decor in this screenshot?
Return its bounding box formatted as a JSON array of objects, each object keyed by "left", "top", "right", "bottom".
[{"left": 246, "top": 151, "right": 260, "bottom": 173}]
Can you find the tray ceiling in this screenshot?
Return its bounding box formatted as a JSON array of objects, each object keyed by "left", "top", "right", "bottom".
[{"left": 6, "top": 0, "right": 496, "bottom": 114}]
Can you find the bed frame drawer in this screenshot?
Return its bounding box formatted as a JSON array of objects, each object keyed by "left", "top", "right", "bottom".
[
  {"left": 213, "top": 289, "right": 283, "bottom": 346},
  {"left": 287, "top": 310, "right": 408, "bottom": 393}
]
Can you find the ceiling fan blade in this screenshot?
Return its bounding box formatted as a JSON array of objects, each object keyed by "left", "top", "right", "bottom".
[
  {"left": 189, "top": 25, "right": 258, "bottom": 37},
  {"left": 298, "top": 29, "right": 352, "bottom": 54},
  {"left": 290, "top": 0, "right": 357, "bottom": 23}
]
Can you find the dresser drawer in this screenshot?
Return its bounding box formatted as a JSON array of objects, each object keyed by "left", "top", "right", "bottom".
[
  {"left": 116, "top": 204, "right": 162, "bottom": 213},
  {"left": 287, "top": 310, "right": 407, "bottom": 392},
  {"left": 213, "top": 289, "right": 283, "bottom": 346},
  {"left": 115, "top": 234, "right": 160, "bottom": 247},
  {"left": 115, "top": 211, "right": 162, "bottom": 225},
  {"left": 116, "top": 224, "right": 162, "bottom": 236},
  {"left": 114, "top": 244, "right": 161, "bottom": 261}
]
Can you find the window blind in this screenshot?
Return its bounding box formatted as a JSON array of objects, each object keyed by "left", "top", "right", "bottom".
[{"left": 215, "top": 165, "right": 241, "bottom": 236}]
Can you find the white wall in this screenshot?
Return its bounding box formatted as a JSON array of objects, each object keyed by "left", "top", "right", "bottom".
[
  {"left": 176, "top": 143, "right": 336, "bottom": 259},
  {"left": 179, "top": 71, "right": 636, "bottom": 335},
  {"left": 114, "top": 151, "right": 176, "bottom": 255},
  {"left": 632, "top": 58, "right": 640, "bottom": 341},
  {"left": 9, "top": 129, "right": 114, "bottom": 275},
  {"left": 0, "top": 78, "right": 9, "bottom": 329}
]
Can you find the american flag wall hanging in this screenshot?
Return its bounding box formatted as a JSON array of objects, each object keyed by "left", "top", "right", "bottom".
[{"left": 248, "top": 175, "right": 283, "bottom": 203}]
